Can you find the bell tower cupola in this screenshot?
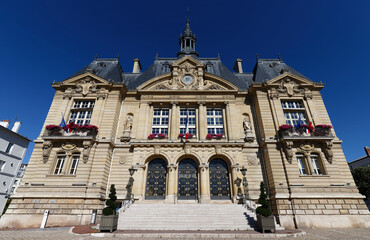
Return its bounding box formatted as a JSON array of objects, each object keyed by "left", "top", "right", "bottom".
[{"left": 177, "top": 18, "right": 199, "bottom": 58}]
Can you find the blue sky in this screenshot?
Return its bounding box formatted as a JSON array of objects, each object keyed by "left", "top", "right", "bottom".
[{"left": 1, "top": 0, "right": 369, "bottom": 163}]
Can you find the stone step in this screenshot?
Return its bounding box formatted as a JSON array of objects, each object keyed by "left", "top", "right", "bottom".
[{"left": 117, "top": 203, "right": 257, "bottom": 231}]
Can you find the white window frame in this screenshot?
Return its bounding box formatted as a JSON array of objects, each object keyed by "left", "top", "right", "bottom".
[
  {"left": 69, "top": 155, "right": 80, "bottom": 175},
  {"left": 69, "top": 100, "right": 95, "bottom": 125},
  {"left": 179, "top": 108, "right": 196, "bottom": 135},
  {"left": 5, "top": 143, "right": 14, "bottom": 154},
  {"left": 206, "top": 108, "right": 224, "bottom": 134},
  {"left": 54, "top": 155, "right": 66, "bottom": 175},
  {"left": 310, "top": 153, "right": 324, "bottom": 175},
  {"left": 296, "top": 154, "right": 307, "bottom": 175},
  {"left": 152, "top": 108, "right": 169, "bottom": 135},
  {"left": 282, "top": 100, "right": 307, "bottom": 126}
]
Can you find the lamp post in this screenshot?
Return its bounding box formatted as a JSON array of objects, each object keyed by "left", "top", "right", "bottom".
[
  {"left": 125, "top": 166, "right": 137, "bottom": 201},
  {"left": 240, "top": 167, "right": 250, "bottom": 206}
]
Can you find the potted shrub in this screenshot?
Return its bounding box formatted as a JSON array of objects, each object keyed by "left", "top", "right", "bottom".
[
  {"left": 81, "top": 124, "right": 99, "bottom": 136},
  {"left": 256, "top": 181, "right": 275, "bottom": 233},
  {"left": 278, "top": 125, "right": 293, "bottom": 137},
  {"left": 158, "top": 133, "right": 167, "bottom": 139},
  {"left": 99, "top": 184, "right": 118, "bottom": 232},
  {"left": 45, "top": 125, "right": 62, "bottom": 136},
  {"left": 314, "top": 124, "right": 332, "bottom": 136}
]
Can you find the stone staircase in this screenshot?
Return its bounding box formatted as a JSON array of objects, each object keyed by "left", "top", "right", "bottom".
[{"left": 117, "top": 203, "right": 257, "bottom": 231}]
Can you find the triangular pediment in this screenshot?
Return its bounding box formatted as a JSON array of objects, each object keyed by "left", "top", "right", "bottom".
[
  {"left": 138, "top": 55, "right": 238, "bottom": 92},
  {"left": 60, "top": 72, "right": 111, "bottom": 86},
  {"left": 266, "top": 72, "right": 315, "bottom": 86}
]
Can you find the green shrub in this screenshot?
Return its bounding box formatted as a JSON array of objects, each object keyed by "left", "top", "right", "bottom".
[
  {"left": 351, "top": 166, "right": 370, "bottom": 198},
  {"left": 102, "top": 184, "right": 117, "bottom": 216},
  {"left": 256, "top": 181, "right": 272, "bottom": 217}
]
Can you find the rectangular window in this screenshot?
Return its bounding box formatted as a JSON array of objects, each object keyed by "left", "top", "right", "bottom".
[
  {"left": 152, "top": 108, "right": 169, "bottom": 135},
  {"left": 311, "top": 154, "right": 323, "bottom": 175},
  {"left": 69, "top": 100, "right": 95, "bottom": 125},
  {"left": 179, "top": 108, "right": 196, "bottom": 135},
  {"left": 0, "top": 160, "right": 5, "bottom": 172},
  {"left": 5, "top": 143, "right": 14, "bottom": 154},
  {"left": 54, "top": 155, "right": 65, "bottom": 175},
  {"left": 69, "top": 155, "right": 80, "bottom": 175},
  {"left": 296, "top": 154, "right": 307, "bottom": 175},
  {"left": 206, "top": 108, "right": 224, "bottom": 134},
  {"left": 281, "top": 101, "right": 307, "bottom": 126}
]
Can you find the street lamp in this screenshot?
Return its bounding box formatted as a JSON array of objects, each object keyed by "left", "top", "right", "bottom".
[
  {"left": 125, "top": 166, "right": 137, "bottom": 201},
  {"left": 240, "top": 166, "right": 250, "bottom": 208}
]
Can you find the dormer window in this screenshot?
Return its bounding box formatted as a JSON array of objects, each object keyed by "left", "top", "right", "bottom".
[{"left": 163, "top": 64, "right": 171, "bottom": 73}]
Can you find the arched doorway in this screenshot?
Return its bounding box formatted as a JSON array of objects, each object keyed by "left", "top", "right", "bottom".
[
  {"left": 178, "top": 158, "right": 198, "bottom": 200},
  {"left": 209, "top": 159, "right": 231, "bottom": 199},
  {"left": 145, "top": 158, "right": 167, "bottom": 200}
]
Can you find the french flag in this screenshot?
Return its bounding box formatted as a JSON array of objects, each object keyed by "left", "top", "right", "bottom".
[{"left": 185, "top": 110, "right": 190, "bottom": 139}]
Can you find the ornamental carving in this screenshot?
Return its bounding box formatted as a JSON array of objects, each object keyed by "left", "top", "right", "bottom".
[
  {"left": 75, "top": 77, "right": 97, "bottom": 96},
  {"left": 82, "top": 141, "right": 93, "bottom": 163},
  {"left": 276, "top": 78, "right": 304, "bottom": 97},
  {"left": 42, "top": 141, "right": 53, "bottom": 163},
  {"left": 323, "top": 140, "right": 333, "bottom": 164},
  {"left": 119, "top": 157, "right": 126, "bottom": 165},
  {"left": 299, "top": 143, "right": 314, "bottom": 152},
  {"left": 248, "top": 156, "right": 259, "bottom": 166},
  {"left": 283, "top": 141, "right": 294, "bottom": 163},
  {"left": 61, "top": 143, "right": 77, "bottom": 157}
]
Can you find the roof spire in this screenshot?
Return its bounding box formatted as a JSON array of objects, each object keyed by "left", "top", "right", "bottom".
[{"left": 177, "top": 14, "right": 199, "bottom": 58}]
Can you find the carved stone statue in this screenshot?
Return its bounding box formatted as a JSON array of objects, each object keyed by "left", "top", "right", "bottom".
[
  {"left": 243, "top": 117, "right": 252, "bottom": 132},
  {"left": 82, "top": 141, "right": 93, "bottom": 163},
  {"left": 124, "top": 115, "right": 133, "bottom": 131},
  {"left": 42, "top": 141, "right": 53, "bottom": 163}
]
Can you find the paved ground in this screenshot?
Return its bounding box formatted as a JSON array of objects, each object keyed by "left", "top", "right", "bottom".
[{"left": 0, "top": 227, "right": 369, "bottom": 239}]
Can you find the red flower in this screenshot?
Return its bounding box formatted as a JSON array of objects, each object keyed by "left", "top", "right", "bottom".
[
  {"left": 316, "top": 124, "right": 332, "bottom": 129},
  {"left": 46, "top": 125, "right": 61, "bottom": 130},
  {"left": 206, "top": 133, "right": 213, "bottom": 140},
  {"left": 279, "top": 125, "right": 293, "bottom": 130},
  {"left": 178, "top": 134, "right": 185, "bottom": 138},
  {"left": 148, "top": 134, "right": 155, "bottom": 140},
  {"left": 158, "top": 133, "right": 167, "bottom": 139}
]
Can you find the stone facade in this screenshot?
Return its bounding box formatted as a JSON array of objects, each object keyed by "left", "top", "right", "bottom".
[{"left": 0, "top": 21, "right": 369, "bottom": 229}]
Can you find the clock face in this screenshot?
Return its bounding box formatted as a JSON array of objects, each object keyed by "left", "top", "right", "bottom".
[{"left": 182, "top": 75, "right": 193, "bottom": 85}]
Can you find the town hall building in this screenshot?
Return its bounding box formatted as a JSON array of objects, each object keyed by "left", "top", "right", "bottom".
[{"left": 1, "top": 20, "right": 368, "bottom": 229}]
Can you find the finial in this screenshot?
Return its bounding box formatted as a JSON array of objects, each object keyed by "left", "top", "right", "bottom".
[
  {"left": 186, "top": 7, "right": 190, "bottom": 22},
  {"left": 278, "top": 54, "right": 282, "bottom": 61},
  {"left": 155, "top": 53, "right": 158, "bottom": 59},
  {"left": 217, "top": 53, "right": 220, "bottom": 59},
  {"left": 256, "top": 54, "right": 259, "bottom": 61},
  {"left": 94, "top": 54, "right": 98, "bottom": 60},
  {"left": 117, "top": 53, "right": 120, "bottom": 60}
]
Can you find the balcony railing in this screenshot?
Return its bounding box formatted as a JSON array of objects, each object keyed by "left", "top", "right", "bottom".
[
  {"left": 278, "top": 125, "right": 334, "bottom": 139},
  {"left": 43, "top": 124, "right": 98, "bottom": 139}
]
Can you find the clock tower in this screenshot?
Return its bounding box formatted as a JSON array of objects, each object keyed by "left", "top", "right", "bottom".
[{"left": 177, "top": 18, "right": 199, "bottom": 58}]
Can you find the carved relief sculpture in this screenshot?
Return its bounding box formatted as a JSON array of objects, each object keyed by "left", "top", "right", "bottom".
[
  {"left": 42, "top": 141, "right": 53, "bottom": 163},
  {"left": 82, "top": 141, "right": 93, "bottom": 163}
]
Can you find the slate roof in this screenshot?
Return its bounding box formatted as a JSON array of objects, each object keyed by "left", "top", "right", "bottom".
[
  {"left": 67, "top": 58, "right": 123, "bottom": 83},
  {"left": 65, "top": 56, "right": 309, "bottom": 91},
  {"left": 252, "top": 59, "right": 309, "bottom": 83}
]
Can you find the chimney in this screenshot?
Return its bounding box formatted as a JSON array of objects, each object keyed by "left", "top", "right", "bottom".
[
  {"left": 233, "top": 59, "right": 243, "bottom": 73},
  {"left": 0, "top": 120, "right": 10, "bottom": 128},
  {"left": 132, "top": 58, "right": 142, "bottom": 73},
  {"left": 365, "top": 146, "right": 370, "bottom": 156},
  {"left": 11, "top": 121, "right": 21, "bottom": 133}
]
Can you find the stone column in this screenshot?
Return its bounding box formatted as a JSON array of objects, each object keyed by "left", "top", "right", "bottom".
[
  {"left": 132, "top": 165, "right": 146, "bottom": 202},
  {"left": 170, "top": 102, "right": 178, "bottom": 140},
  {"left": 165, "top": 165, "right": 177, "bottom": 204},
  {"left": 231, "top": 165, "right": 240, "bottom": 202},
  {"left": 198, "top": 101, "right": 207, "bottom": 139},
  {"left": 199, "top": 164, "right": 210, "bottom": 203}
]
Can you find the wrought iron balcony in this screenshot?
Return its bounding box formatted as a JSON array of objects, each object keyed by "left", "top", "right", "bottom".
[{"left": 42, "top": 124, "right": 98, "bottom": 140}]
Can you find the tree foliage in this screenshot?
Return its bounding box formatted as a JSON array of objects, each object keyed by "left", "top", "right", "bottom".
[
  {"left": 256, "top": 181, "right": 272, "bottom": 217},
  {"left": 351, "top": 166, "right": 370, "bottom": 198},
  {"left": 102, "top": 184, "right": 117, "bottom": 216}
]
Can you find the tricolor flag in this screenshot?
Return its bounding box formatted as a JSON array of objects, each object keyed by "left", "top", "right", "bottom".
[
  {"left": 185, "top": 110, "right": 190, "bottom": 139},
  {"left": 59, "top": 113, "right": 67, "bottom": 128}
]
